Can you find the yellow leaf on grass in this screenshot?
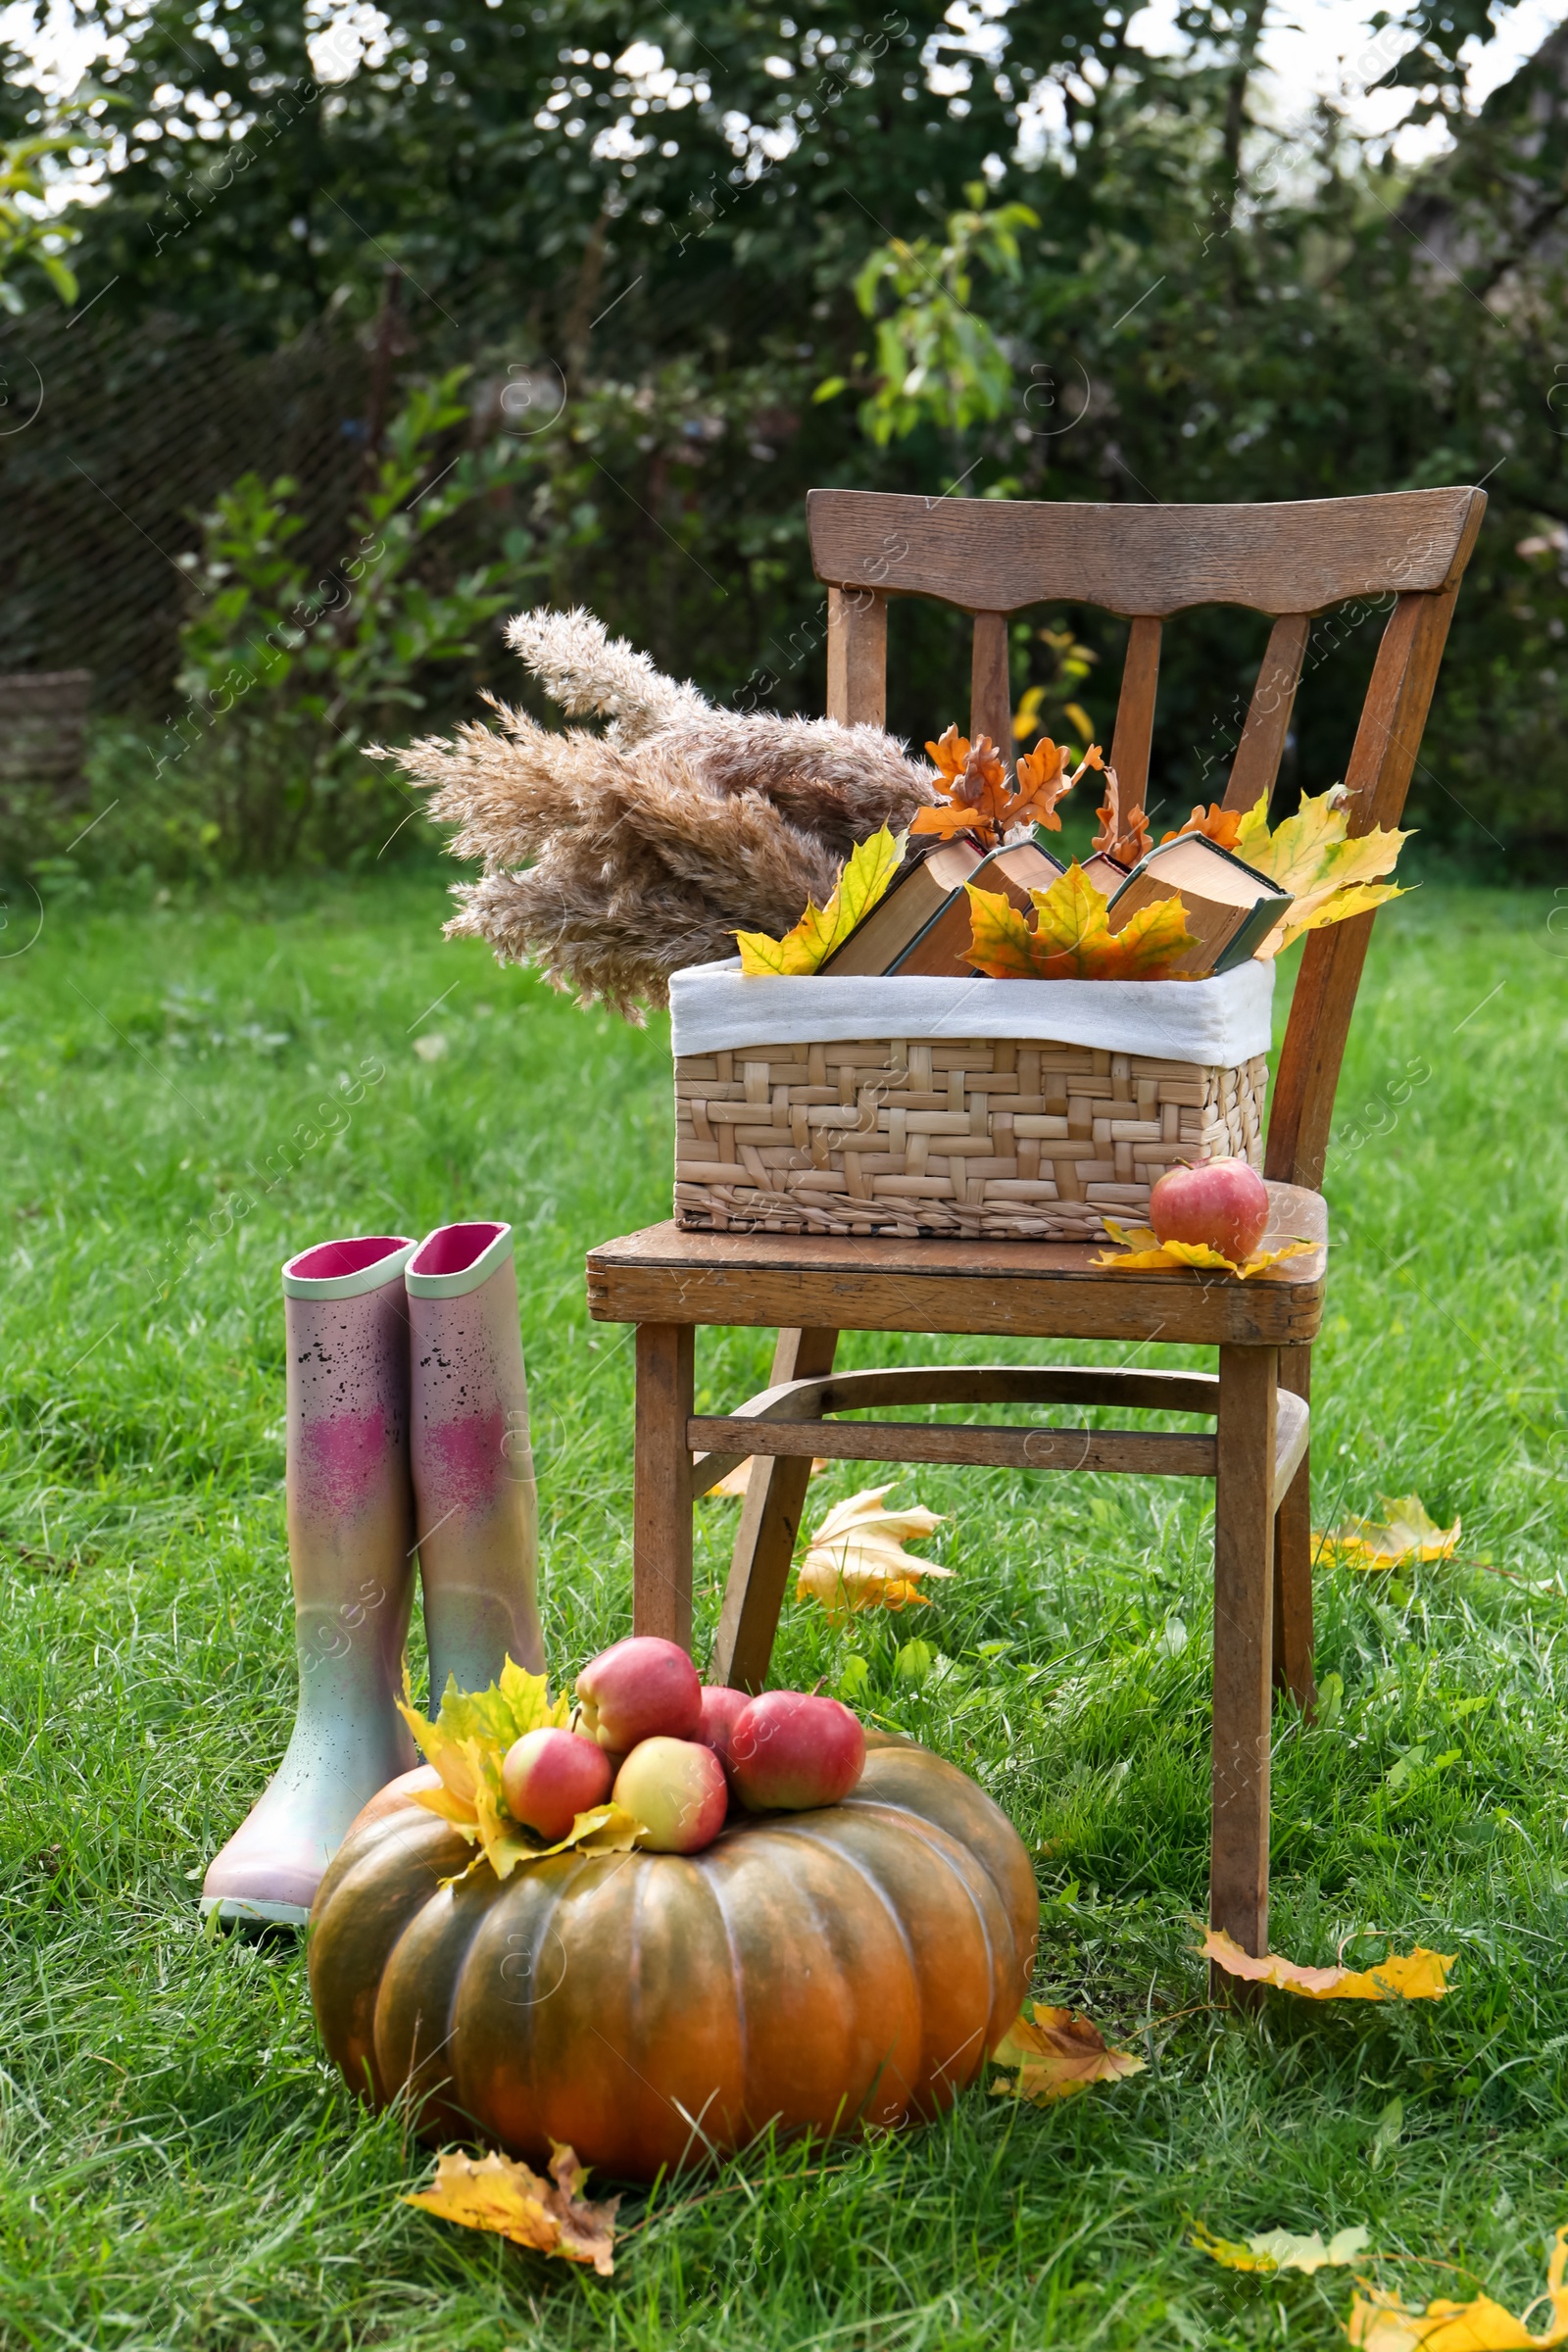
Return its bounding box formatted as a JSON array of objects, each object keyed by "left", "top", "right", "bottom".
[
  {"left": 1201, "top": 1928, "right": 1455, "bottom": 2001},
  {"left": 735, "top": 825, "right": 904, "bottom": 974},
  {"left": 1092, "top": 1218, "right": 1317, "bottom": 1280},
  {"left": 1192, "top": 2221, "right": 1371, "bottom": 2275},
  {"left": 405, "top": 2142, "right": 620, "bottom": 2277},
  {"left": 991, "top": 2004, "right": 1146, "bottom": 2104},
  {"left": 1316, "top": 1494, "right": 1461, "bottom": 1570},
  {"left": 796, "top": 1484, "right": 952, "bottom": 1622},
  {"left": 1348, "top": 2227, "right": 1568, "bottom": 2351}
]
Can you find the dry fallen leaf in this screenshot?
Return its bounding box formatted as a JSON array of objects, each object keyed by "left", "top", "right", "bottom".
[
  {"left": 1348, "top": 2226, "right": 1568, "bottom": 2351},
  {"left": 1192, "top": 2220, "right": 1371, "bottom": 2275},
  {"left": 1316, "top": 1495, "right": 1461, "bottom": 1570},
  {"left": 796, "top": 1484, "right": 952, "bottom": 1621},
  {"left": 1201, "top": 1928, "right": 1455, "bottom": 2001},
  {"left": 990, "top": 2004, "right": 1146, "bottom": 2104},
  {"left": 405, "top": 2143, "right": 620, "bottom": 2276},
  {"left": 735, "top": 825, "right": 905, "bottom": 974},
  {"left": 1231, "top": 785, "right": 1411, "bottom": 954},
  {"left": 1093, "top": 1218, "right": 1317, "bottom": 1280}
]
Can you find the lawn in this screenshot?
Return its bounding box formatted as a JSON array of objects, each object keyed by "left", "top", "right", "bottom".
[{"left": 2, "top": 866, "right": 1566, "bottom": 2352}]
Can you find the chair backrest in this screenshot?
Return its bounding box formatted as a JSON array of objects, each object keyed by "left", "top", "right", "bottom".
[{"left": 808, "top": 485, "right": 1485, "bottom": 1193}]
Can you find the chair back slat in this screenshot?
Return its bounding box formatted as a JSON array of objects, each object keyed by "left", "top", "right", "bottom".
[
  {"left": 1108, "top": 616, "right": 1161, "bottom": 806},
  {"left": 1265, "top": 572, "right": 1477, "bottom": 1187},
  {"left": 825, "top": 586, "right": 887, "bottom": 727},
  {"left": 808, "top": 487, "right": 1482, "bottom": 617},
  {"left": 1222, "top": 613, "right": 1311, "bottom": 814},
  {"left": 969, "top": 612, "right": 1011, "bottom": 755}
]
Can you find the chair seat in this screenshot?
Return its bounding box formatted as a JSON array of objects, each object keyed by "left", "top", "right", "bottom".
[{"left": 586, "top": 1181, "right": 1327, "bottom": 1347}]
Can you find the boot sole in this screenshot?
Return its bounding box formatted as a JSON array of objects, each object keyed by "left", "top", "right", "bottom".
[{"left": 199, "top": 1893, "right": 312, "bottom": 1931}]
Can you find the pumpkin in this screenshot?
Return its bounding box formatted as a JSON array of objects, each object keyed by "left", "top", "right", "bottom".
[{"left": 309, "top": 1732, "right": 1038, "bottom": 2180}]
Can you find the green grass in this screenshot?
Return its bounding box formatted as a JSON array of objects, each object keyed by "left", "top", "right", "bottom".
[{"left": 2, "top": 869, "right": 1567, "bottom": 2351}]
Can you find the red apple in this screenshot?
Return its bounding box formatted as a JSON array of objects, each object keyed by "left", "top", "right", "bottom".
[
  {"left": 575, "top": 1636, "right": 703, "bottom": 1751},
  {"left": 695, "top": 1685, "right": 750, "bottom": 1782},
  {"left": 612, "top": 1736, "right": 729, "bottom": 1853},
  {"left": 1148, "top": 1156, "right": 1269, "bottom": 1262},
  {"left": 729, "top": 1691, "right": 866, "bottom": 1813},
  {"left": 500, "top": 1728, "right": 612, "bottom": 1842}
]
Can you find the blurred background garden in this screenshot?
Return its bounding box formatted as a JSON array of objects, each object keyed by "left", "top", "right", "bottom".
[{"left": 2, "top": 0, "right": 1568, "bottom": 888}]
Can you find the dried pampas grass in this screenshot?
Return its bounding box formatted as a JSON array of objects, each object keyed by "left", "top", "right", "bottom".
[{"left": 376, "top": 607, "right": 937, "bottom": 1019}]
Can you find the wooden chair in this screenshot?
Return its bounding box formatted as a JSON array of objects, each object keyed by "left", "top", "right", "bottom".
[{"left": 585, "top": 484, "right": 1485, "bottom": 1967}]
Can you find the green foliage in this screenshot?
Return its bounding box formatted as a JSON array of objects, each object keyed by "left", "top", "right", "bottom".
[
  {"left": 818, "top": 184, "right": 1040, "bottom": 448},
  {"left": 0, "top": 131, "right": 91, "bottom": 311},
  {"left": 1, "top": 874, "right": 1567, "bottom": 2342},
  {"left": 166, "top": 369, "right": 542, "bottom": 870}
]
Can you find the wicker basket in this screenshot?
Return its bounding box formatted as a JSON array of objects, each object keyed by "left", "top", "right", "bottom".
[{"left": 674, "top": 1036, "right": 1269, "bottom": 1241}]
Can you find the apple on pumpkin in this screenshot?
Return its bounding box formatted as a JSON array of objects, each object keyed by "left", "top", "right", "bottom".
[
  {"left": 575, "top": 1635, "right": 703, "bottom": 1751},
  {"left": 1149, "top": 1156, "right": 1270, "bottom": 1263},
  {"left": 729, "top": 1691, "right": 866, "bottom": 1813},
  {"left": 500, "top": 1728, "right": 612, "bottom": 1842},
  {"left": 695, "top": 1685, "right": 750, "bottom": 1782},
  {"left": 612, "top": 1737, "right": 729, "bottom": 1853}
]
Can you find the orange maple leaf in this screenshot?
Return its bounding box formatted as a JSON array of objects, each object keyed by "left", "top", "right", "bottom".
[
  {"left": 1162, "top": 801, "right": 1244, "bottom": 850},
  {"left": 963, "top": 884, "right": 1042, "bottom": 977}
]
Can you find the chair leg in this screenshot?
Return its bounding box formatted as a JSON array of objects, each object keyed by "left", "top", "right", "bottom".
[
  {"left": 1272, "top": 1345, "right": 1315, "bottom": 1716},
  {"left": 1210, "top": 1343, "right": 1277, "bottom": 1986},
  {"left": 633, "top": 1323, "right": 695, "bottom": 1651},
  {"left": 709, "top": 1327, "right": 839, "bottom": 1691}
]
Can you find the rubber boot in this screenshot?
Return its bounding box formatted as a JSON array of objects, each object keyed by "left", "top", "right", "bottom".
[
  {"left": 406, "top": 1221, "right": 545, "bottom": 1698},
  {"left": 201, "top": 1235, "right": 419, "bottom": 1928}
]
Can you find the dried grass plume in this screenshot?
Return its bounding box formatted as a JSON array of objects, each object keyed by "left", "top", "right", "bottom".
[{"left": 377, "top": 606, "right": 937, "bottom": 1018}]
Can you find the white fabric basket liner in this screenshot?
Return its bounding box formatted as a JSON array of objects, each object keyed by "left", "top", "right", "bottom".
[{"left": 669, "top": 956, "right": 1274, "bottom": 1065}]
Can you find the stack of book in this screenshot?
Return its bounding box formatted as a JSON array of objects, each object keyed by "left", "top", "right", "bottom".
[{"left": 816, "top": 830, "right": 1293, "bottom": 981}]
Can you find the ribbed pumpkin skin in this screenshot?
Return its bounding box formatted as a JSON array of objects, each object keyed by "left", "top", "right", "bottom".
[{"left": 308, "top": 1734, "right": 1038, "bottom": 2180}]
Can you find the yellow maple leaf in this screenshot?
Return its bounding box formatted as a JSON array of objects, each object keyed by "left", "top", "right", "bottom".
[
  {"left": 1237, "top": 784, "right": 1410, "bottom": 906},
  {"left": 1026, "top": 861, "right": 1116, "bottom": 968},
  {"left": 990, "top": 2004, "right": 1146, "bottom": 2104},
  {"left": 1316, "top": 1494, "right": 1461, "bottom": 1570},
  {"left": 1201, "top": 1928, "right": 1455, "bottom": 2000},
  {"left": 1348, "top": 2228, "right": 1568, "bottom": 2351},
  {"left": 397, "top": 1659, "right": 633, "bottom": 1882},
  {"left": 1191, "top": 2221, "right": 1371, "bottom": 2276},
  {"left": 405, "top": 2143, "right": 620, "bottom": 2277},
  {"left": 735, "top": 825, "right": 905, "bottom": 974},
  {"left": 963, "top": 867, "right": 1198, "bottom": 982},
  {"left": 1091, "top": 890, "right": 1200, "bottom": 980},
  {"left": 1262, "top": 879, "right": 1407, "bottom": 956},
  {"left": 795, "top": 1483, "right": 952, "bottom": 1623},
  {"left": 1093, "top": 1217, "right": 1317, "bottom": 1279},
  {"left": 963, "top": 882, "right": 1044, "bottom": 977}
]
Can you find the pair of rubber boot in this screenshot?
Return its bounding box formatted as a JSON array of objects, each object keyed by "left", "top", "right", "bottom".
[{"left": 201, "top": 1220, "right": 543, "bottom": 1928}]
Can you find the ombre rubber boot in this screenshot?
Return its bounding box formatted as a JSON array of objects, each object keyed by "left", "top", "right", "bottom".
[
  {"left": 406, "top": 1221, "right": 545, "bottom": 1697},
  {"left": 201, "top": 1236, "right": 419, "bottom": 1928}
]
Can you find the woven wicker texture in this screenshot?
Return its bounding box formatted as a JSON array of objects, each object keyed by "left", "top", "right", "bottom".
[{"left": 675, "top": 1037, "right": 1269, "bottom": 1240}]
